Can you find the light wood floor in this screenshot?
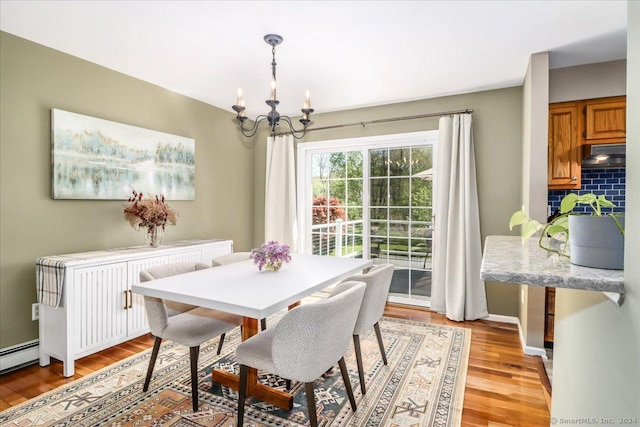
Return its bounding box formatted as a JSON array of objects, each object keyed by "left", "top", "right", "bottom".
[{"left": 0, "top": 304, "right": 551, "bottom": 426}]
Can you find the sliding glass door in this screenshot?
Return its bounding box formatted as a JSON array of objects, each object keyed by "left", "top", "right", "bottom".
[{"left": 297, "top": 131, "right": 437, "bottom": 307}]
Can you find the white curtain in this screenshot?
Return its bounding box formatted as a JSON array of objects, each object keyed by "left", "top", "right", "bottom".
[
  {"left": 265, "top": 135, "right": 298, "bottom": 251},
  {"left": 431, "top": 114, "right": 488, "bottom": 321}
]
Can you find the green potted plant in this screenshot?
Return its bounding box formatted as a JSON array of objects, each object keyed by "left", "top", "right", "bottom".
[{"left": 509, "top": 193, "right": 625, "bottom": 270}]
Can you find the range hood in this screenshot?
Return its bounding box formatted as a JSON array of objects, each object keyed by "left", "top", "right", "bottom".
[{"left": 582, "top": 144, "right": 626, "bottom": 168}]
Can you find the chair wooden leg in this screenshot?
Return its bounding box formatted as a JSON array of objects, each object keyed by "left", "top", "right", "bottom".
[
  {"left": 190, "top": 346, "right": 200, "bottom": 412},
  {"left": 260, "top": 318, "right": 267, "bottom": 331},
  {"left": 353, "top": 335, "right": 366, "bottom": 394},
  {"left": 143, "top": 336, "right": 162, "bottom": 392},
  {"left": 305, "top": 382, "right": 318, "bottom": 427},
  {"left": 237, "top": 365, "right": 248, "bottom": 427},
  {"left": 373, "top": 322, "right": 388, "bottom": 365},
  {"left": 338, "top": 357, "right": 357, "bottom": 411},
  {"left": 217, "top": 333, "right": 226, "bottom": 355}
]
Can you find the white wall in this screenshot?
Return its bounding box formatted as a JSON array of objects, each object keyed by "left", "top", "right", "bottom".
[{"left": 551, "top": 2, "right": 640, "bottom": 422}]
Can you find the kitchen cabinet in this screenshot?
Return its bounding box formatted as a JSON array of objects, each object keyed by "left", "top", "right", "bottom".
[
  {"left": 37, "top": 239, "right": 233, "bottom": 377},
  {"left": 548, "top": 102, "right": 581, "bottom": 189},
  {"left": 548, "top": 96, "right": 626, "bottom": 190},
  {"left": 585, "top": 97, "right": 626, "bottom": 142}
]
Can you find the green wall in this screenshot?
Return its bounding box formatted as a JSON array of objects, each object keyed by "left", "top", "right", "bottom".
[
  {"left": 0, "top": 32, "right": 256, "bottom": 348},
  {"left": 254, "top": 87, "right": 524, "bottom": 316}
]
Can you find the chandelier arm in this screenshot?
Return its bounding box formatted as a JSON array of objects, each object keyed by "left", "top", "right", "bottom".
[
  {"left": 279, "top": 116, "right": 309, "bottom": 140},
  {"left": 237, "top": 115, "right": 269, "bottom": 138}
]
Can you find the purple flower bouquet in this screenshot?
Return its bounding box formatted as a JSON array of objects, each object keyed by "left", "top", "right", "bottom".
[{"left": 251, "top": 241, "right": 292, "bottom": 271}]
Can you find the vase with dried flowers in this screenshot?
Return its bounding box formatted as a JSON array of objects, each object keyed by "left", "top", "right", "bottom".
[
  {"left": 251, "top": 241, "right": 292, "bottom": 271},
  {"left": 123, "top": 188, "right": 178, "bottom": 247}
]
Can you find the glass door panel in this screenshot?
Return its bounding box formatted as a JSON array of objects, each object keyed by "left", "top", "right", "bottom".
[
  {"left": 310, "top": 151, "right": 363, "bottom": 258},
  {"left": 370, "top": 145, "right": 433, "bottom": 305}
]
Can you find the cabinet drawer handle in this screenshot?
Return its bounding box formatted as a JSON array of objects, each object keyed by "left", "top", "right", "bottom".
[
  {"left": 124, "top": 290, "right": 129, "bottom": 310},
  {"left": 572, "top": 176, "right": 577, "bottom": 181},
  {"left": 128, "top": 290, "right": 133, "bottom": 309}
]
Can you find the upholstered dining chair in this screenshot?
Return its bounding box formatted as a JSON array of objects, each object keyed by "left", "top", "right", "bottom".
[
  {"left": 140, "top": 262, "right": 240, "bottom": 412},
  {"left": 236, "top": 281, "right": 366, "bottom": 427},
  {"left": 211, "top": 252, "right": 252, "bottom": 267},
  {"left": 211, "top": 252, "right": 268, "bottom": 332},
  {"left": 339, "top": 263, "right": 395, "bottom": 394}
]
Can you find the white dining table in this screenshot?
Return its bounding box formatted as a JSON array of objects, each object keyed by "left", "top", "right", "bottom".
[{"left": 132, "top": 253, "right": 372, "bottom": 410}]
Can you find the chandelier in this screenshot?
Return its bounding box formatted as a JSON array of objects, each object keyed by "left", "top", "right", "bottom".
[{"left": 232, "top": 34, "right": 314, "bottom": 139}]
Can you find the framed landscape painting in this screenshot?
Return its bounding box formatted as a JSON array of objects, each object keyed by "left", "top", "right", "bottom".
[{"left": 51, "top": 109, "right": 195, "bottom": 200}]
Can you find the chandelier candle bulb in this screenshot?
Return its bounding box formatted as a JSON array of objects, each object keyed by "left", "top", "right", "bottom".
[
  {"left": 304, "top": 90, "right": 311, "bottom": 109},
  {"left": 236, "top": 88, "right": 243, "bottom": 105}
]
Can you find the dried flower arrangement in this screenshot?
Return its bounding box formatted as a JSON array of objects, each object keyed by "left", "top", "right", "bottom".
[
  {"left": 123, "top": 188, "right": 178, "bottom": 232},
  {"left": 251, "top": 241, "right": 292, "bottom": 271}
]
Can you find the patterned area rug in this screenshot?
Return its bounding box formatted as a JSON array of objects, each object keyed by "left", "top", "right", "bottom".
[{"left": 1, "top": 316, "right": 470, "bottom": 427}]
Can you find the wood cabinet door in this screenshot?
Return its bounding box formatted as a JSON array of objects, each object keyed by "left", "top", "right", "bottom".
[
  {"left": 544, "top": 288, "right": 556, "bottom": 343},
  {"left": 548, "top": 105, "right": 581, "bottom": 189},
  {"left": 585, "top": 100, "right": 626, "bottom": 142}
]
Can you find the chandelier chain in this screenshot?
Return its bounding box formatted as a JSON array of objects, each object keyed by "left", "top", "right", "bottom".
[{"left": 271, "top": 46, "right": 277, "bottom": 82}]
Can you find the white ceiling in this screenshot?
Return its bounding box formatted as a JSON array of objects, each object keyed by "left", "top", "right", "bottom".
[{"left": 0, "top": 1, "right": 628, "bottom": 118}]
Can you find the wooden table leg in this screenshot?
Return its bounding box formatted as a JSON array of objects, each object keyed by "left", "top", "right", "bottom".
[
  {"left": 288, "top": 301, "right": 300, "bottom": 310},
  {"left": 211, "top": 316, "right": 294, "bottom": 410}
]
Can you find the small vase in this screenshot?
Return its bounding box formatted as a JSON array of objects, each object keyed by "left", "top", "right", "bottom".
[
  {"left": 145, "top": 225, "right": 162, "bottom": 248},
  {"left": 264, "top": 258, "right": 283, "bottom": 271}
]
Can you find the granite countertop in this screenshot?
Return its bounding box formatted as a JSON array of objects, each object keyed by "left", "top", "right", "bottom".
[{"left": 481, "top": 235, "right": 624, "bottom": 297}]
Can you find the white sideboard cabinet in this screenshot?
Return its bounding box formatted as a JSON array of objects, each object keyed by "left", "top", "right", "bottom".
[{"left": 37, "top": 239, "right": 233, "bottom": 376}]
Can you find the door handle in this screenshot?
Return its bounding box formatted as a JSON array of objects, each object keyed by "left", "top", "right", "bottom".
[
  {"left": 128, "top": 290, "right": 133, "bottom": 309},
  {"left": 123, "top": 290, "right": 129, "bottom": 310}
]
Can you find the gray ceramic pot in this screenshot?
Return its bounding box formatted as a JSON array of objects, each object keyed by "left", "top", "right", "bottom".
[{"left": 568, "top": 215, "right": 625, "bottom": 270}]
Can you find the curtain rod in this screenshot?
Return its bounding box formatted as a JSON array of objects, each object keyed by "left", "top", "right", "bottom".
[{"left": 277, "top": 108, "right": 473, "bottom": 137}]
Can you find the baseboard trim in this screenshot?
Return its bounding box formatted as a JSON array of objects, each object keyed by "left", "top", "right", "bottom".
[
  {"left": 483, "top": 314, "right": 548, "bottom": 358},
  {"left": 522, "top": 345, "right": 548, "bottom": 358},
  {"left": 516, "top": 322, "right": 548, "bottom": 358},
  {"left": 485, "top": 314, "right": 519, "bottom": 324},
  {"left": 0, "top": 339, "right": 39, "bottom": 374}
]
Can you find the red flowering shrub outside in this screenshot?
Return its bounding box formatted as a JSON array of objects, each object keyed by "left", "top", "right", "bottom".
[{"left": 312, "top": 196, "right": 346, "bottom": 225}]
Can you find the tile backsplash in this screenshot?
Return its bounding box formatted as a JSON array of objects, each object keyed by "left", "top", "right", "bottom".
[{"left": 548, "top": 168, "right": 626, "bottom": 217}]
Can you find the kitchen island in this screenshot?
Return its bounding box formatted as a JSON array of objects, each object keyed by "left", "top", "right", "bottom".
[{"left": 480, "top": 235, "right": 625, "bottom": 305}]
